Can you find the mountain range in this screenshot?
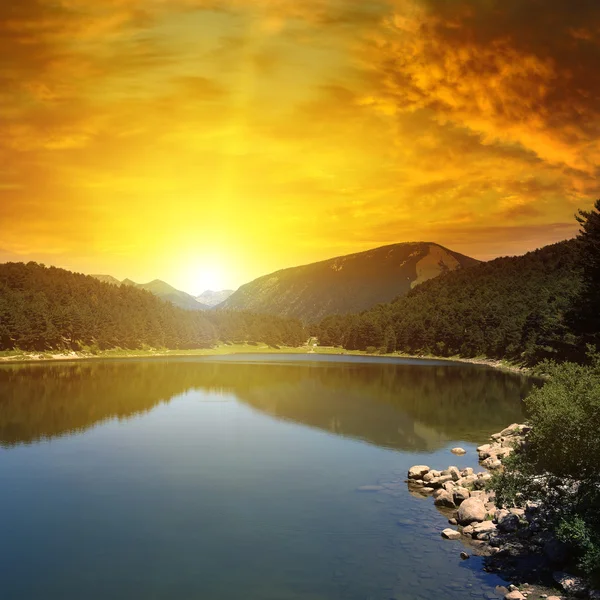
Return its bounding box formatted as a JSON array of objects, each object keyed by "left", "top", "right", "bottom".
[
  {"left": 219, "top": 242, "right": 480, "bottom": 322},
  {"left": 90, "top": 275, "right": 211, "bottom": 311}
]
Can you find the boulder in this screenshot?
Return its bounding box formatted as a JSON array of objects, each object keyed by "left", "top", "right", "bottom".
[
  {"left": 457, "top": 497, "right": 487, "bottom": 525},
  {"left": 408, "top": 465, "right": 430, "bottom": 480},
  {"left": 462, "top": 524, "right": 474, "bottom": 536},
  {"left": 553, "top": 572, "right": 588, "bottom": 597},
  {"left": 441, "top": 528, "right": 461, "bottom": 540},
  {"left": 497, "top": 512, "right": 520, "bottom": 533},
  {"left": 477, "top": 444, "right": 494, "bottom": 458},
  {"left": 442, "top": 481, "right": 455, "bottom": 492},
  {"left": 505, "top": 592, "right": 525, "bottom": 600},
  {"left": 453, "top": 487, "right": 470, "bottom": 505},
  {"left": 451, "top": 447, "right": 466, "bottom": 455},
  {"left": 500, "top": 423, "right": 522, "bottom": 437},
  {"left": 461, "top": 467, "right": 474, "bottom": 477},
  {"left": 460, "top": 551, "right": 470, "bottom": 560},
  {"left": 449, "top": 466, "right": 461, "bottom": 481},
  {"left": 472, "top": 520, "right": 497, "bottom": 540},
  {"left": 423, "top": 472, "right": 435, "bottom": 483},
  {"left": 434, "top": 490, "right": 456, "bottom": 509}
]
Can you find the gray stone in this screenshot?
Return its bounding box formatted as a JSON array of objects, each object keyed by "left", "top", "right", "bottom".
[
  {"left": 498, "top": 512, "right": 520, "bottom": 533},
  {"left": 457, "top": 497, "right": 487, "bottom": 525}
]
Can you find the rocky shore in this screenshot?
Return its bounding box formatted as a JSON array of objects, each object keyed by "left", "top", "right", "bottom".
[{"left": 407, "top": 424, "right": 598, "bottom": 600}]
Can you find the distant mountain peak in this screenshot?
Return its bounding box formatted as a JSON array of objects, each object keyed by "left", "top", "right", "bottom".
[{"left": 196, "top": 289, "right": 235, "bottom": 308}]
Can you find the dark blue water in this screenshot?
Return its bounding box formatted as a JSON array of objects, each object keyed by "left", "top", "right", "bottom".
[{"left": 0, "top": 355, "right": 531, "bottom": 599}]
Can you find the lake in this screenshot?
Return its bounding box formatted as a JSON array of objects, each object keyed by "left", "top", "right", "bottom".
[{"left": 0, "top": 354, "right": 532, "bottom": 600}]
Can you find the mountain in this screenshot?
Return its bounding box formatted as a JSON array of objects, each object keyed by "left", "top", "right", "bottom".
[
  {"left": 314, "top": 239, "right": 580, "bottom": 364},
  {"left": 219, "top": 242, "right": 480, "bottom": 322},
  {"left": 90, "top": 275, "right": 210, "bottom": 311},
  {"left": 196, "top": 289, "right": 235, "bottom": 307}
]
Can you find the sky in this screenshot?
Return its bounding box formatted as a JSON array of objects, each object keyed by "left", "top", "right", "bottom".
[{"left": 2, "top": 0, "right": 599, "bottom": 294}]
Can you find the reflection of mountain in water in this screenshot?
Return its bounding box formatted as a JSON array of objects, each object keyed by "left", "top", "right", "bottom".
[{"left": 0, "top": 357, "right": 531, "bottom": 450}]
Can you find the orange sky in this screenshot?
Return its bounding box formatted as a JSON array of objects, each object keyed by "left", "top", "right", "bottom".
[{"left": 1, "top": 0, "right": 599, "bottom": 293}]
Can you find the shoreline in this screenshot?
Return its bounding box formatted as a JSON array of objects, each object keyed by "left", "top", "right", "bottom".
[
  {"left": 407, "top": 425, "right": 592, "bottom": 600},
  {"left": 0, "top": 345, "right": 531, "bottom": 374}
]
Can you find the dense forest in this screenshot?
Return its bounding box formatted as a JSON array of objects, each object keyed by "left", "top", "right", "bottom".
[
  {"left": 0, "top": 262, "right": 306, "bottom": 351},
  {"left": 313, "top": 239, "right": 582, "bottom": 364}
]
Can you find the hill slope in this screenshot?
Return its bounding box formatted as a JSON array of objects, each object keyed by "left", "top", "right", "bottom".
[
  {"left": 91, "top": 275, "right": 210, "bottom": 310},
  {"left": 314, "top": 240, "right": 581, "bottom": 364},
  {"left": 0, "top": 263, "right": 306, "bottom": 351},
  {"left": 219, "top": 242, "right": 480, "bottom": 322}
]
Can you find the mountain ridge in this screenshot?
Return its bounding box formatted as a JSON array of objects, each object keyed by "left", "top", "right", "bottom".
[{"left": 218, "top": 242, "right": 480, "bottom": 322}]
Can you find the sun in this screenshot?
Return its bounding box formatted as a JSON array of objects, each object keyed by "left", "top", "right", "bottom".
[{"left": 178, "top": 261, "right": 229, "bottom": 296}]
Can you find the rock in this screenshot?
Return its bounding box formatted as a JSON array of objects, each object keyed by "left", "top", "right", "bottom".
[
  {"left": 543, "top": 539, "right": 569, "bottom": 565},
  {"left": 477, "top": 443, "right": 494, "bottom": 458},
  {"left": 451, "top": 447, "right": 466, "bottom": 455},
  {"left": 448, "top": 517, "right": 457, "bottom": 525},
  {"left": 408, "top": 465, "right": 430, "bottom": 480},
  {"left": 505, "top": 591, "right": 525, "bottom": 600},
  {"left": 449, "top": 466, "right": 461, "bottom": 481},
  {"left": 553, "top": 572, "right": 589, "bottom": 597},
  {"left": 422, "top": 487, "right": 434, "bottom": 493},
  {"left": 482, "top": 457, "right": 503, "bottom": 470},
  {"left": 500, "top": 423, "right": 521, "bottom": 437},
  {"left": 457, "top": 497, "right": 487, "bottom": 525},
  {"left": 462, "top": 524, "right": 474, "bottom": 536},
  {"left": 461, "top": 467, "right": 474, "bottom": 477},
  {"left": 430, "top": 469, "right": 441, "bottom": 477},
  {"left": 443, "top": 481, "right": 455, "bottom": 492},
  {"left": 472, "top": 520, "right": 497, "bottom": 540},
  {"left": 453, "top": 487, "right": 470, "bottom": 505},
  {"left": 460, "top": 551, "right": 470, "bottom": 560},
  {"left": 441, "top": 528, "right": 461, "bottom": 540},
  {"left": 434, "top": 490, "right": 456, "bottom": 509},
  {"left": 498, "top": 512, "right": 520, "bottom": 533},
  {"left": 431, "top": 474, "right": 453, "bottom": 488},
  {"left": 491, "top": 433, "right": 502, "bottom": 441},
  {"left": 423, "top": 472, "right": 435, "bottom": 483},
  {"left": 496, "top": 586, "right": 509, "bottom": 596},
  {"left": 546, "top": 597, "right": 561, "bottom": 600},
  {"left": 496, "top": 447, "right": 513, "bottom": 459}
]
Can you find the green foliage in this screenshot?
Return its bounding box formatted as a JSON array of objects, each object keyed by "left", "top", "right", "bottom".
[
  {"left": 569, "top": 199, "right": 600, "bottom": 352},
  {"left": 314, "top": 240, "right": 581, "bottom": 364},
  {"left": 490, "top": 357, "right": 600, "bottom": 583},
  {"left": 0, "top": 262, "right": 307, "bottom": 352}
]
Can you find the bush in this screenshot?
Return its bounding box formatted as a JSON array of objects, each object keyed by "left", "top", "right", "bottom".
[{"left": 490, "top": 356, "right": 600, "bottom": 584}]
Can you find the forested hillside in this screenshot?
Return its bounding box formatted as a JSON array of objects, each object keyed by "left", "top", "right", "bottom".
[
  {"left": 0, "top": 262, "right": 306, "bottom": 351},
  {"left": 314, "top": 240, "right": 581, "bottom": 364}
]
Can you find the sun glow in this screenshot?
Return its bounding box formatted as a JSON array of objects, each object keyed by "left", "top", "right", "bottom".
[{"left": 179, "top": 262, "right": 229, "bottom": 296}]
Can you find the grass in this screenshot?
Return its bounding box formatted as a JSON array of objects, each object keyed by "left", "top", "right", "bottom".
[{"left": 0, "top": 344, "right": 528, "bottom": 373}]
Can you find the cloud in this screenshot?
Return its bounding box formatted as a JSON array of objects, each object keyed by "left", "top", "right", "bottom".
[{"left": 362, "top": 0, "right": 600, "bottom": 176}]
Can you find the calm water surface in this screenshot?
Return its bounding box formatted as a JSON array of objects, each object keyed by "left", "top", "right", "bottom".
[{"left": 0, "top": 355, "right": 533, "bottom": 600}]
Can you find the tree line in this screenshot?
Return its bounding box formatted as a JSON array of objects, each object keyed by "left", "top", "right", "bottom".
[
  {"left": 0, "top": 262, "right": 307, "bottom": 351},
  {"left": 313, "top": 201, "right": 600, "bottom": 365}
]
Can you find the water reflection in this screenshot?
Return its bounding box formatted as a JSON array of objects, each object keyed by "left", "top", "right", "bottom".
[{"left": 0, "top": 355, "right": 530, "bottom": 449}]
